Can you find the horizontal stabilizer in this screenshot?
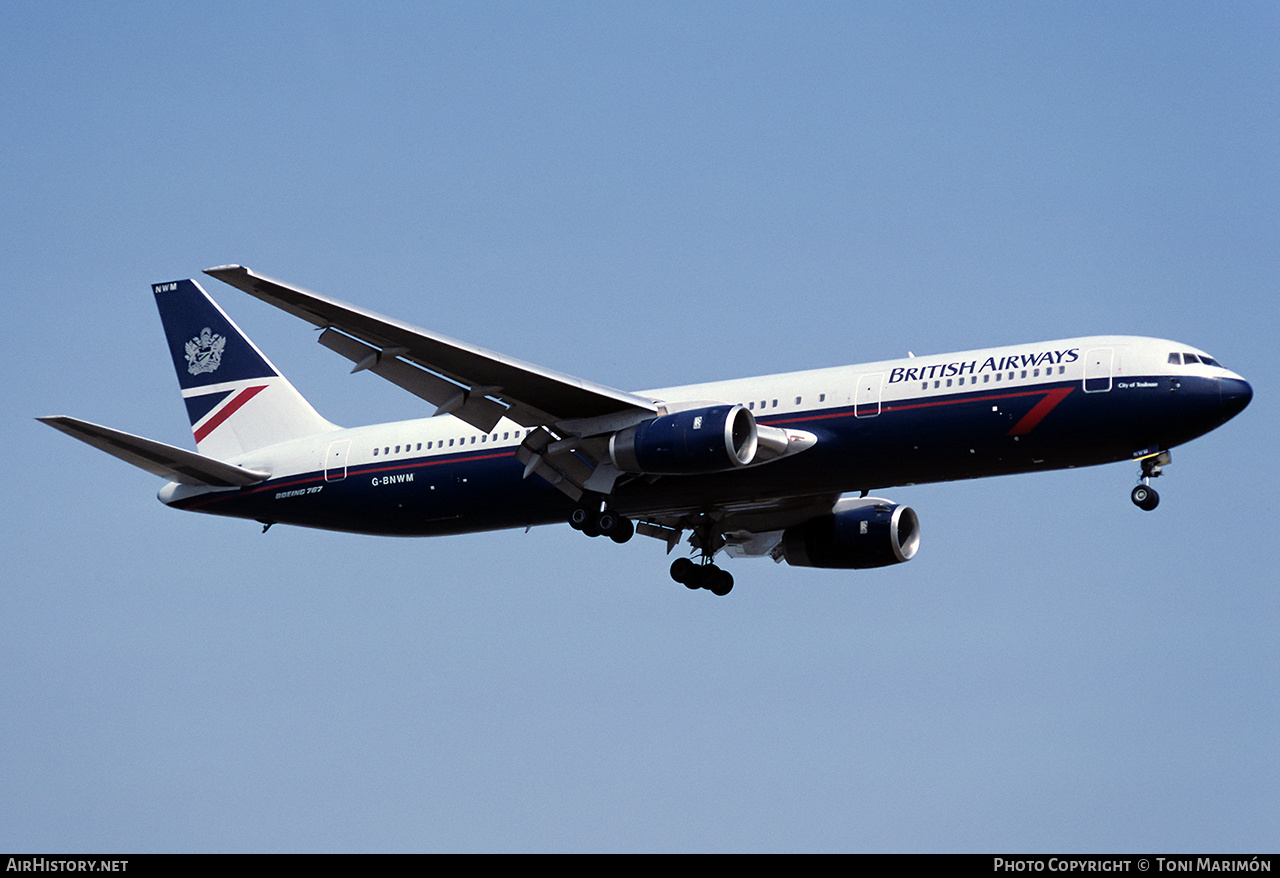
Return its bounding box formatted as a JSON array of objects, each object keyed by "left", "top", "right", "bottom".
[{"left": 37, "top": 416, "right": 269, "bottom": 488}]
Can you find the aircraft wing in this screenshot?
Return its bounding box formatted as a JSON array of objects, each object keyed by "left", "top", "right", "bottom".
[
  {"left": 203, "top": 265, "right": 659, "bottom": 436},
  {"left": 37, "top": 416, "right": 270, "bottom": 488}
]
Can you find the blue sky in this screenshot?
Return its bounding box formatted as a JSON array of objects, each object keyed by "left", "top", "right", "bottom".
[{"left": 2, "top": 2, "right": 1276, "bottom": 852}]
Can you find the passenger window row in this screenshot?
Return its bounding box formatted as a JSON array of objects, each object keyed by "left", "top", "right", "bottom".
[
  {"left": 920, "top": 365, "right": 1067, "bottom": 391},
  {"left": 747, "top": 393, "right": 825, "bottom": 411},
  {"left": 372, "top": 428, "right": 534, "bottom": 458}
]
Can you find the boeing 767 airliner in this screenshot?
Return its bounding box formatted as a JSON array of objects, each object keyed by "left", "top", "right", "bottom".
[{"left": 40, "top": 267, "right": 1252, "bottom": 595}]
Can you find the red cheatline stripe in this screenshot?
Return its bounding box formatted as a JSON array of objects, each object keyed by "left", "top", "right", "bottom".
[
  {"left": 193, "top": 385, "right": 268, "bottom": 442},
  {"left": 1007, "top": 386, "right": 1073, "bottom": 436}
]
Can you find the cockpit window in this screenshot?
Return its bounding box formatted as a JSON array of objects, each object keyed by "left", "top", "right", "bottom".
[{"left": 1172, "top": 351, "right": 1224, "bottom": 368}]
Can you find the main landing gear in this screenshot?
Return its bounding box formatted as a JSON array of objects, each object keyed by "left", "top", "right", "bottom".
[
  {"left": 1131, "top": 451, "right": 1171, "bottom": 511},
  {"left": 567, "top": 496, "right": 634, "bottom": 543},
  {"left": 668, "top": 514, "right": 734, "bottom": 596},
  {"left": 569, "top": 498, "right": 736, "bottom": 596},
  {"left": 669, "top": 557, "right": 734, "bottom": 596}
]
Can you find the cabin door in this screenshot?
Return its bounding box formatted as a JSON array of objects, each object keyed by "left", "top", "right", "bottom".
[
  {"left": 324, "top": 439, "right": 351, "bottom": 482},
  {"left": 855, "top": 372, "right": 885, "bottom": 418},
  {"left": 1083, "top": 348, "right": 1113, "bottom": 393}
]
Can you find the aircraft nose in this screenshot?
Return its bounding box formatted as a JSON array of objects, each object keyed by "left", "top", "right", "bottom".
[{"left": 1219, "top": 377, "right": 1253, "bottom": 420}]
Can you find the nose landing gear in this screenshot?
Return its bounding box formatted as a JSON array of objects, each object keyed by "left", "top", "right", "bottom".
[{"left": 1131, "top": 451, "right": 1171, "bottom": 511}]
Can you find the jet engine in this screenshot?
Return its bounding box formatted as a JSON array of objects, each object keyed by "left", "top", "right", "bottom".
[
  {"left": 780, "top": 500, "right": 921, "bottom": 569},
  {"left": 609, "top": 404, "right": 758, "bottom": 475}
]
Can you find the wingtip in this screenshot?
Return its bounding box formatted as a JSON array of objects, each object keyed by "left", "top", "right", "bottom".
[{"left": 203, "top": 264, "right": 247, "bottom": 277}]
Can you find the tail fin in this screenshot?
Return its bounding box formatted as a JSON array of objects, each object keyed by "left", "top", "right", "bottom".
[{"left": 152, "top": 279, "right": 338, "bottom": 459}]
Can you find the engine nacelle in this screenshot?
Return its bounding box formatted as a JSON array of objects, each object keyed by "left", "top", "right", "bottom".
[
  {"left": 780, "top": 500, "right": 921, "bottom": 569},
  {"left": 609, "top": 404, "right": 758, "bottom": 475}
]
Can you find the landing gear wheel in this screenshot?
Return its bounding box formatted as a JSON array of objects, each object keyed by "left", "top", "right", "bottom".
[
  {"left": 568, "top": 506, "right": 591, "bottom": 531},
  {"left": 708, "top": 568, "right": 734, "bottom": 596},
  {"left": 609, "top": 517, "right": 635, "bottom": 544},
  {"left": 596, "top": 510, "right": 618, "bottom": 535},
  {"left": 688, "top": 565, "right": 715, "bottom": 590},
  {"left": 1131, "top": 484, "right": 1159, "bottom": 511},
  {"left": 670, "top": 557, "right": 695, "bottom": 586}
]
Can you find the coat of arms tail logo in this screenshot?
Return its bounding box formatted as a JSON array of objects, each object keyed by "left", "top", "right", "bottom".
[{"left": 185, "top": 327, "right": 226, "bottom": 375}]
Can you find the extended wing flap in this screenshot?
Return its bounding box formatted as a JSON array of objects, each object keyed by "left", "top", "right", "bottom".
[
  {"left": 38, "top": 416, "right": 269, "bottom": 488},
  {"left": 513, "top": 428, "right": 600, "bottom": 502},
  {"left": 203, "top": 265, "right": 657, "bottom": 429},
  {"left": 317, "top": 327, "right": 512, "bottom": 433}
]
